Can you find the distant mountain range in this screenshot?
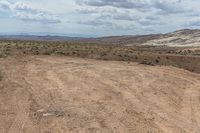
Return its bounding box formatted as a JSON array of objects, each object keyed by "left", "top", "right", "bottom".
[
  {"left": 0, "top": 35, "right": 85, "bottom": 41},
  {"left": 1, "top": 29, "right": 200, "bottom": 47}
]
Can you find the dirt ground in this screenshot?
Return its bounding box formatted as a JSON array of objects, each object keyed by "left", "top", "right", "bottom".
[{"left": 0, "top": 55, "right": 200, "bottom": 133}]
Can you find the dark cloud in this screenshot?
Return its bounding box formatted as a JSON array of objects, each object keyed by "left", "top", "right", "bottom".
[{"left": 76, "top": 0, "right": 147, "bottom": 9}]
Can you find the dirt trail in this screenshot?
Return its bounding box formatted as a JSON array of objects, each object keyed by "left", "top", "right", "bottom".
[{"left": 0, "top": 55, "right": 200, "bottom": 133}]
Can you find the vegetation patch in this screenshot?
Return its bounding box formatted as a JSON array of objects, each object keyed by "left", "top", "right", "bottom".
[
  {"left": 0, "top": 49, "right": 6, "bottom": 58},
  {"left": 0, "top": 71, "right": 3, "bottom": 81},
  {"left": 0, "top": 40, "right": 200, "bottom": 73}
]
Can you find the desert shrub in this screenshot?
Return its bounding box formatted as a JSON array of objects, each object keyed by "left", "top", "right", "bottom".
[
  {"left": 140, "top": 60, "right": 154, "bottom": 66},
  {"left": 0, "top": 49, "right": 6, "bottom": 58},
  {"left": 100, "top": 52, "right": 107, "bottom": 57},
  {"left": 155, "top": 59, "right": 159, "bottom": 63},
  {"left": 118, "top": 54, "right": 123, "bottom": 57},
  {"left": 167, "top": 51, "right": 172, "bottom": 54},
  {"left": 124, "top": 54, "right": 128, "bottom": 57},
  {"left": 0, "top": 71, "right": 3, "bottom": 81}
]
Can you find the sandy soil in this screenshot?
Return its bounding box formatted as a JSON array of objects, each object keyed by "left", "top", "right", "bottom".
[{"left": 0, "top": 55, "right": 200, "bottom": 133}]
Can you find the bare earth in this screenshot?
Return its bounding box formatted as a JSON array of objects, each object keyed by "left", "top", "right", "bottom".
[{"left": 0, "top": 55, "right": 200, "bottom": 133}]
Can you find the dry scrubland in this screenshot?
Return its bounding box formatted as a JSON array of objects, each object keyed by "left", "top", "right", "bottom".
[
  {"left": 0, "top": 40, "right": 200, "bottom": 73},
  {"left": 0, "top": 40, "right": 200, "bottom": 133}
]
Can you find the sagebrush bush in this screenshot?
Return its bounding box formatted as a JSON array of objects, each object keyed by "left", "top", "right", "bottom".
[
  {"left": 0, "top": 48, "right": 6, "bottom": 58},
  {"left": 0, "top": 71, "right": 3, "bottom": 81}
]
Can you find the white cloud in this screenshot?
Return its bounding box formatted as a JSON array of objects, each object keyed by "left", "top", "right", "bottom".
[
  {"left": 0, "top": 0, "right": 11, "bottom": 11},
  {"left": 1, "top": 0, "right": 200, "bottom": 36},
  {"left": 0, "top": 0, "right": 61, "bottom": 24}
]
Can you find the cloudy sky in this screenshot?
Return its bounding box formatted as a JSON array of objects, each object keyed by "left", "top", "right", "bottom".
[{"left": 0, "top": 0, "right": 200, "bottom": 37}]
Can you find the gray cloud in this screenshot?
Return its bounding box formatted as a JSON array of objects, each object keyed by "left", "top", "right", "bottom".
[
  {"left": 14, "top": 2, "right": 61, "bottom": 24},
  {"left": 0, "top": 0, "right": 11, "bottom": 11},
  {"left": 15, "top": 12, "right": 61, "bottom": 24},
  {"left": 186, "top": 19, "right": 200, "bottom": 27},
  {"left": 138, "top": 19, "right": 162, "bottom": 26},
  {"left": 145, "top": 16, "right": 158, "bottom": 21},
  {"left": 1, "top": 0, "right": 200, "bottom": 36},
  {"left": 76, "top": 0, "right": 192, "bottom": 15},
  {"left": 14, "top": 2, "right": 40, "bottom": 14},
  {"left": 74, "top": 0, "right": 199, "bottom": 34},
  {"left": 153, "top": 0, "right": 188, "bottom": 14},
  {"left": 112, "top": 14, "right": 136, "bottom": 21},
  {"left": 77, "top": 19, "right": 136, "bottom": 31},
  {"left": 76, "top": 9, "right": 100, "bottom": 14},
  {"left": 97, "top": 11, "right": 141, "bottom": 21},
  {"left": 76, "top": 0, "right": 148, "bottom": 9},
  {"left": 77, "top": 20, "right": 113, "bottom": 27},
  {"left": 75, "top": 6, "right": 142, "bottom": 22},
  {"left": 0, "top": 0, "right": 61, "bottom": 24}
]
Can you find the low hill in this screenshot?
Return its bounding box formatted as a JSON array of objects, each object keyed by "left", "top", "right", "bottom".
[
  {"left": 84, "top": 29, "right": 200, "bottom": 47},
  {"left": 80, "top": 34, "right": 162, "bottom": 45},
  {"left": 1, "top": 29, "right": 200, "bottom": 47},
  {"left": 0, "top": 35, "right": 83, "bottom": 41}
]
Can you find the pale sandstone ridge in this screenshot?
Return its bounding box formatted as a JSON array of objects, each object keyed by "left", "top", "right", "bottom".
[
  {"left": 143, "top": 29, "right": 200, "bottom": 47},
  {"left": 0, "top": 55, "right": 200, "bottom": 133}
]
